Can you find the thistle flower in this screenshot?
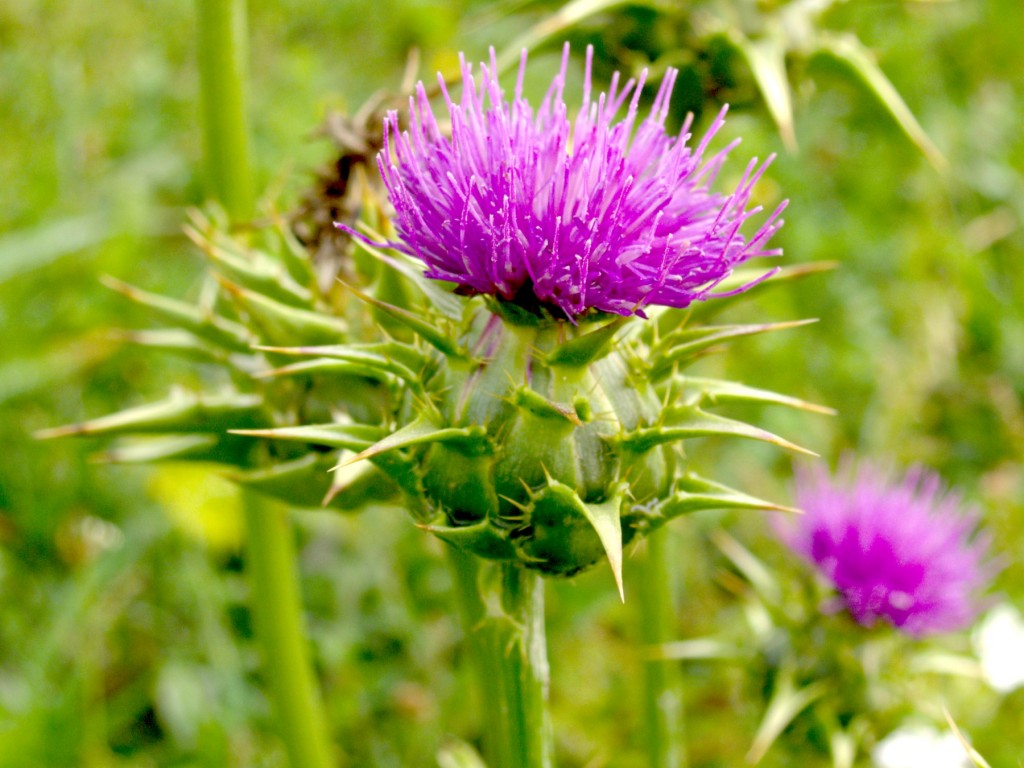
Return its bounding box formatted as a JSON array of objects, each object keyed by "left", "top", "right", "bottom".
[
  {"left": 782, "top": 459, "right": 991, "bottom": 636},
  {"left": 375, "top": 44, "right": 785, "bottom": 320},
  {"left": 250, "top": 44, "right": 818, "bottom": 595}
]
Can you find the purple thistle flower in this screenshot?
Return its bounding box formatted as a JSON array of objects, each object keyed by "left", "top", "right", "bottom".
[
  {"left": 374, "top": 44, "right": 786, "bottom": 320},
  {"left": 780, "top": 458, "right": 992, "bottom": 636}
]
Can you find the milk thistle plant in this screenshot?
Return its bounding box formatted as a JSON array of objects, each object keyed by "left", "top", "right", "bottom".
[
  {"left": 249, "top": 44, "right": 827, "bottom": 765},
  {"left": 45, "top": 23, "right": 827, "bottom": 767},
  {"left": 693, "top": 460, "right": 993, "bottom": 765}
]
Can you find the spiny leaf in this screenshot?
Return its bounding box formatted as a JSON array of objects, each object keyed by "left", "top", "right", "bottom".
[
  {"left": 227, "top": 452, "right": 398, "bottom": 512},
  {"left": 620, "top": 407, "right": 816, "bottom": 456},
  {"left": 218, "top": 278, "right": 347, "bottom": 346},
  {"left": 102, "top": 275, "right": 252, "bottom": 353},
  {"left": 342, "top": 281, "right": 467, "bottom": 360},
  {"left": 813, "top": 32, "right": 946, "bottom": 172},
  {"left": 255, "top": 343, "right": 428, "bottom": 387},
  {"left": 349, "top": 223, "right": 467, "bottom": 320},
  {"left": 94, "top": 435, "right": 221, "bottom": 463},
  {"left": 339, "top": 416, "right": 488, "bottom": 468},
  {"left": 419, "top": 518, "right": 517, "bottom": 560},
  {"left": 577, "top": 484, "right": 627, "bottom": 601},
  {"left": 651, "top": 320, "right": 816, "bottom": 379},
  {"left": 710, "top": 529, "right": 783, "bottom": 607},
  {"left": 513, "top": 387, "right": 582, "bottom": 425},
  {"left": 733, "top": 29, "right": 797, "bottom": 151},
  {"left": 185, "top": 221, "right": 314, "bottom": 308},
  {"left": 229, "top": 422, "right": 384, "bottom": 452},
  {"left": 116, "top": 328, "right": 232, "bottom": 366},
  {"left": 534, "top": 476, "right": 626, "bottom": 600},
  {"left": 675, "top": 377, "right": 835, "bottom": 414},
  {"left": 37, "top": 390, "right": 269, "bottom": 439},
  {"left": 493, "top": 0, "right": 633, "bottom": 75},
  {"left": 268, "top": 209, "right": 321, "bottom": 289},
  {"left": 324, "top": 453, "right": 401, "bottom": 510},
  {"left": 747, "top": 670, "right": 828, "bottom": 764},
  {"left": 543, "top": 316, "right": 628, "bottom": 368},
  {"left": 636, "top": 473, "right": 799, "bottom": 532}
]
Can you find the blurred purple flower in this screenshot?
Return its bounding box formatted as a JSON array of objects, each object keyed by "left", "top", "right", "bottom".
[
  {"left": 781, "top": 459, "right": 992, "bottom": 636},
  {"left": 373, "top": 44, "right": 785, "bottom": 320}
]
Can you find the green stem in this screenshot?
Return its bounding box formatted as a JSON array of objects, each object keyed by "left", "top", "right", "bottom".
[
  {"left": 194, "top": 2, "right": 334, "bottom": 765},
  {"left": 196, "top": 0, "right": 255, "bottom": 220},
  {"left": 243, "top": 491, "right": 336, "bottom": 768},
  {"left": 635, "top": 528, "right": 686, "bottom": 768},
  {"left": 447, "top": 549, "right": 554, "bottom": 768}
]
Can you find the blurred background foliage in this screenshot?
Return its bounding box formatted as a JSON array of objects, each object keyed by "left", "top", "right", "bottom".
[{"left": 1, "top": 0, "right": 1022, "bottom": 765}]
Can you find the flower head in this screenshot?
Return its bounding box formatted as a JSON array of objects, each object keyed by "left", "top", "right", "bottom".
[
  {"left": 780, "top": 458, "right": 991, "bottom": 636},
  {"left": 376, "top": 44, "right": 785, "bottom": 320}
]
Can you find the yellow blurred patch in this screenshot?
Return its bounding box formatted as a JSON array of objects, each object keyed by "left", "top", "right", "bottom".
[{"left": 148, "top": 464, "right": 244, "bottom": 551}]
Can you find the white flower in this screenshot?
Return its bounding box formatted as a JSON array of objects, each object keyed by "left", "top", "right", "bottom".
[
  {"left": 873, "top": 725, "right": 969, "bottom": 768},
  {"left": 973, "top": 603, "right": 1024, "bottom": 694}
]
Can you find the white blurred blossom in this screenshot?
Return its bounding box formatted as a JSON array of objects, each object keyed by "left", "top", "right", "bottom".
[
  {"left": 973, "top": 603, "right": 1024, "bottom": 694},
  {"left": 874, "top": 725, "right": 969, "bottom": 768}
]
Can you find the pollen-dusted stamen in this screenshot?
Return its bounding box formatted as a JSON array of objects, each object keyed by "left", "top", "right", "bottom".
[{"left": 376, "top": 43, "right": 786, "bottom": 320}]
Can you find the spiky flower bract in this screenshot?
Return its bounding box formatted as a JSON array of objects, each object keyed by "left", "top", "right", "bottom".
[
  {"left": 376, "top": 44, "right": 785, "bottom": 320},
  {"left": 782, "top": 458, "right": 991, "bottom": 636}
]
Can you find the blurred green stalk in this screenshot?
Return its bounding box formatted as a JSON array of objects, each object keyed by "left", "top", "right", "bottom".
[
  {"left": 196, "top": 0, "right": 254, "bottom": 220},
  {"left": 194, "top": 2, "right": 335, "bottom": 767},
  {"left": 243, "top": 492, "right": 336, "bottom": 768},
  {"left": 448, "top": 550, "right": 555, "bottom": 768},
  {"left": 635, "top": 529, "right": 686, "bottom": 768}
]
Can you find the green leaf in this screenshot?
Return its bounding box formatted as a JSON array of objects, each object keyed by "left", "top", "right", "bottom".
[
  {"left": 420, "top": 518, "right": 517, "bottom": 561},
  {"left": 185, "top": 220, "right": 314, "bottom": 308},
  {"left": 255, "top": 342, "right": 429, "bottom": 387},
  {"left": 676, "top": 377, "right": 835, "bottom": 414},
  {"left": 95, "top": 435, "right": 222, "bottom": 462},
  {"left": 747, "top": 669, "right": 827, "bottom": 764},
  {"left": 342, "top": 281, "right": 467, "bottom": 360},
  {"left": 37, "top": 389, "right": 269, "bottom": 439},
  {"left": 813, "top": 32, "right": 946, "bottom": 172},
  {"left": 733, "top": 29, "right": 797, "bottom": 151},
  {"left": 102, "top": 276, "right": 253, "bottom": 353},
  {"left": 340, "top": 416, "right": 488, "bottom": 468},
  {"left": 637, "top": 473, "right": 799, "bottom": 532},
  {"left": 229, "top": 422, "right": 384, "bottom": 451},
  {"left": 710, "top": 529, "right": 783, "bottom": 607},
  {"left": 218, "top": 278, "right": 347, "bottom": 346},
  {"left": 351, "top": 224, "right": 467, "bottom": 320},
  {"left": 513, "top": 387, "right": 582, "bottom": 425},
  {"left": 227, "top": 452, "right": 397, "bottom": 512},
  {"left": 118, "top": 328, "right": 232, "bottom": 366},
  {"left": 620, "top": 406, "right": 816, "bottom": 455},
  {"left": 543, "top": 316, "right": 628, "bottom": 368},
  {"left": 577, "top": 484, "right": 627, "bottom": 601},
  {"left": 651, "top": 320, "right": 816, "bottom": 379}
]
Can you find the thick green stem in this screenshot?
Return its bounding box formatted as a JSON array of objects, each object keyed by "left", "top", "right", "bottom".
[
  {"left": 635, "top": 528, "right": 687, "bottom": 768},
  {"left": 447, "top": 549, "right": 554, "bottom": 768},
  {"left": 194, "top": 2, "right": 334, "bottom": 765},
  {"left": 243, "top": 492, "right": 336, "bottom": 768},
  {"left": 196, "top": 0, "right": 255, "bottom": 220}
]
